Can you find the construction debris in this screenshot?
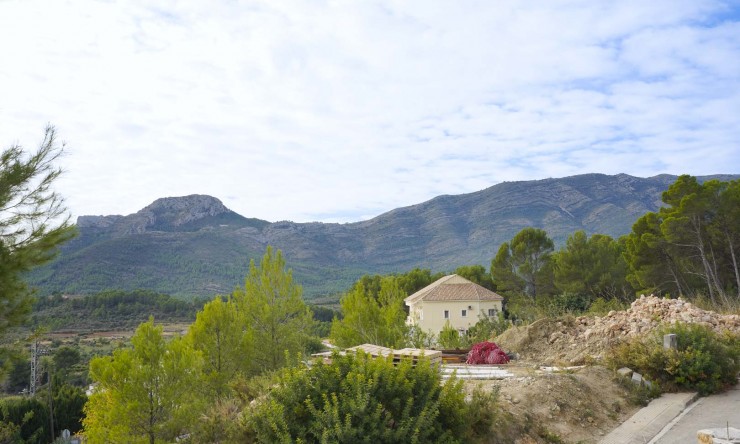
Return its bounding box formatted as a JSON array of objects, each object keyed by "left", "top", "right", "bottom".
[{"left": 496, "top": 295, "right": 740, "bottom": 365}]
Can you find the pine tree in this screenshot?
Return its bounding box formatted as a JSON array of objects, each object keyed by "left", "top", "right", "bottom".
[
  {"left": 232, "top": 247, "right": 314, "bottom": 373},
  {"left": 84, "top": 319, "right": 203, "bottom": 443},
  {"left": 186, "top": 296, "right": 252, "bottom": 399},
  {"left": 330, "top": 277, "right": 408, "bottom": 348},
  {"left": 0, "top": 125, "right": 75, "bottom": 340}
]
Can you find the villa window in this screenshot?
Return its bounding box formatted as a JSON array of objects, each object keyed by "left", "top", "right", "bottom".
[
  {"left": 444, "top": 310, "right": 449, "bottom": 319},
  {"left": 488, "top": 308, "right": 497, "bottom": 317},
  {"left": 461, "top": 309, "right": 467, "bottom": 317}
]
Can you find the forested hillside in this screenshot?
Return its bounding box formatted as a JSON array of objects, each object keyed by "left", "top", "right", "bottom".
[{"left": 28, "top": 173, "right": 738, "bottom": 299}]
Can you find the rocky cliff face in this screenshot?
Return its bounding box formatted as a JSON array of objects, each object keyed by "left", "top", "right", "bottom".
[{"left": 76, "top": 195, "right": 243, "bottom": 234}]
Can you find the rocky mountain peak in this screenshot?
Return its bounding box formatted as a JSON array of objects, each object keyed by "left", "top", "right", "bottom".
[
  {"left": 76, "top": 195, "right": 236, "bottom": 233},
  {"left": 138, "top": 195, "right": 231, "bottom": 228}
]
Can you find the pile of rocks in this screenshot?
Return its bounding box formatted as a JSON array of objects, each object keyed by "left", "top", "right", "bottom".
[
  {"left": 576, "top": 295, "right": 740, "bottom": 341},
  {"left": 497, "top": 295, "right": 739, "bottom": 364}
]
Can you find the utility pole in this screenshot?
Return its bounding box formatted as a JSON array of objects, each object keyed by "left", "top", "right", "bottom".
[
  {"left": 29, "top": 328, "right": 48, "bottom": 396},
  {"left": 48, "top": 364, "right": 54, "bottom": 443},
  {"left": 30, "top": 339, "right": 39, "bottom": 396}
]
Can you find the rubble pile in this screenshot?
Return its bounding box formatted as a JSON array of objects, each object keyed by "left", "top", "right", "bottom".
[
  {"left": 496, "top": 295, "right": 740, "bottom": 365},
  {"left": 577, "top": 295, "right": 740, "bottom": 341}
]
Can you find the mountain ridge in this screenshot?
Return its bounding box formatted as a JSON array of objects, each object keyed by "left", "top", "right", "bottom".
[{"left": 31, "top": 173, "right": 739, "bottom": 299}]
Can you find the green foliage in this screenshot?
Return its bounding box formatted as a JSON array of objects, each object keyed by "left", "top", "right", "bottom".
[
  {"left": 232, "top": 247, "right": 315, "bottom": 373},
  {"left": 467, "top": 312, "right": 510, "bottom": 343},
  {"left": 53, "top": 346, "right": 81, "bottom": 377},
  {"left": 1, "top": 349, "right": 30, "bottom": 394},
  {"left": 462, "top": 387, "right": 499, "bottom": 441},
  {"left": 0, "top": 420, "right": 21, "bottom": 443},
  {"left": 453, "top": 265, "right": 495, "bottom": 291},
  {"left": 624, "top": 176, "right": 740, "bottom": 304},
  {"left": 407, "top": 326, "right": 437, "bottom": 349},
  {"left": 348, "top": 268, "right": 443, "bottom": 302},
  {"left": 84, "top": 318, "right": 204, "bottom": 443},
  {"left": 506, "top": 291, "right": 628, "bottom": 322},
  {"left": 33, "top": 289, "right": 205, "bottom": 331},
  {"left": 244, "top": 351, "right": 467, "bottom": 443},
  {"left": 0, "top": 126, "right": 76, "bottom": 360},
  {"left": 309, "top": 305, "right": 339, "bottom": 323},
  {"left": 394, "top": 268, "right": 445, "bottom": 295},
  {"left": 607, "top": 322, "right": 740, "bottom": 395},
  {"left": 491, "top": 227, "right": 555, "bottom": 300},
  {"left": 185, "top": 296, "right": 252, "bottom": 400},
  {"left": 438, "top": 314, "right": 510, "bottom": 349},
  {"left": 438, "top": 321, "right": 464, "bottom": 349},
  {"left": 52, "top": 383, "right": 87, "bottom": 435},
  {"left": 188, "top": 398, "right": 247, "bottom": 444},
  {"left": 586, "top": 297, "right": 628, "bottom": 316},
  {"left": 309, "top": 305, "right": 339, "bottom": 338},
  {"left": 0, "top": 396, "right": 50, "bottom": 444},
  {"left": 330, "top": 277, "right": 408, "bottom": 348},
  {"left": 553, "top": 231, "right": 632, "bottom": 301}
]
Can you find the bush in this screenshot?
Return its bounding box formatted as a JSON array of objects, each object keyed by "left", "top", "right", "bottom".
[
  {"left": 244, "top": 351, "right": 467, "bottom": 443},
  {"left": 463, "top": 386, "right": 499, "bottom": 439},
  {"left": 467, "top": 312, "right": 511, "bottom": 344},
  {"left": 0, "top": 396, "right": 50, "bottom": 444},
  {"left": 607, "top": 322, "right": 740, "bottom": 395},
  {"left": 439, "top": 321, "right": 465, "bottom": 349}
]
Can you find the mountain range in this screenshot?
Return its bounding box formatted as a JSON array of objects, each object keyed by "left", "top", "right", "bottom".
[{"left": 29, "top": 173, "right": 739, "bottom": 299}]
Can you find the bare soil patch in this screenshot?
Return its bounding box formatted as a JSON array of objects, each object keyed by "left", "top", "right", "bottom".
[
  {"left": 466, "top": 365, "right": 639, "bottom": 443},
  {"left": 469, "top": 295, "right": 740, "bottom": 442}
]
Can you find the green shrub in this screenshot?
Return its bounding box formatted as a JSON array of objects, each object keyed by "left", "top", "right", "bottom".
[
  {"left": 244, "top": 351, "right": 467, "bottom": 443},
  {"left": 439, "top": 321, "right": 465, "bottom": 349},
  {"left": 463, "top": 387, "right": 499, "bottom": 440},
  {"left": 0, "top": 396, "right": 50, "bottom": 444},
  {"left": 608, "top": 322, "right": 740, "bottom": 395},
  {"left": 467, "top": 312, "right": 511, "bottom": 343}
]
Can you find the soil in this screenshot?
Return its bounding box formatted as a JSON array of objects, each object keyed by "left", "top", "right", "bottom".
[
  {"left": 465, "top": 365, "right": 641, "bottom": 443},
  {"left": 464, "top": 295, "right": 740, "bottom": 443}
]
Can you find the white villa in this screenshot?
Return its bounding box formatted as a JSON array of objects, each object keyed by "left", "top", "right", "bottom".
[{"left": 404, "top": 274, "right": 504, "bottom": 335}]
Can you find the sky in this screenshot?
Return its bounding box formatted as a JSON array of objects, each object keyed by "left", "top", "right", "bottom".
[{"left": 1, "top": 0, "right": 739, "bottom": 223}]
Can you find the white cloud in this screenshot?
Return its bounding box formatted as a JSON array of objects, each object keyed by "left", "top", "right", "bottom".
[{"left": 0, "top": 0, "right": 738, "bottom": 223}]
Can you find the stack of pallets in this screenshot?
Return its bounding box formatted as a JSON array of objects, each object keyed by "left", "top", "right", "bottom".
[{"left": 346, "top": 344, "right": 442, "bottom": 366}]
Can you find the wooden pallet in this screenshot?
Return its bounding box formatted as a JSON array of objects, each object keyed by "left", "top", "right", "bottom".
[{"left": 346, "top": 344, "right": 442, "bottom": 365}]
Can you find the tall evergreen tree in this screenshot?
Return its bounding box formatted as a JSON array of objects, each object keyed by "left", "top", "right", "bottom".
[
  {"left": 0, "top": 126, "right": 75, "bottom": 340},
  {"left": 232, "top": 247, "right": 314, "bottom": 373},
  {"left": 624, "top": 176, "right": 740, "bottom": 302},
  {"left": 84, "top": 319, "right": 203, "bottom": 444},
  {"left": 553, "top": 231, "right": 632, "bottom": 301},
  {"left": 491, "top": 227, "right": 554, "bottom": 300},
  {"left": 185, "top": 296, "right": 252, "bottom": 400}
]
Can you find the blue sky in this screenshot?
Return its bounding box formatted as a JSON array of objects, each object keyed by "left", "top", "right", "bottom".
[{"left": 1, "top": 0, "right": 738, "bottom": 223}]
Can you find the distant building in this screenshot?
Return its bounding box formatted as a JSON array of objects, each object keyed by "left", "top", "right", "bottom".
[{"left": 404, "top": 274, "right": 504, "bottom": 335}]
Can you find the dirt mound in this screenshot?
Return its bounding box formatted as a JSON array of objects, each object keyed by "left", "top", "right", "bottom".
[
  {"left": 470, "top": 366, "right": 639, "bottom": 443},
  {"left": 496, "top": 295, "right": 740, "bottom": 365}
]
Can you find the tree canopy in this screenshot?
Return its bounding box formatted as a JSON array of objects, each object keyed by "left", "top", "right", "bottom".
[
  {"left": 491, "top": 227, "right": 554, "bottom": 300},
  {"left": 330, "top": 277, "right": 408, "bottom": 348},
  {"left": 84, "top": 318, "right": 204, "bottom": 444},
  {"left": 553, "top": 231, "right": 632, "bottom": 301},
  {"left": 0, "top": 126, "right": 75, "bottom": 339},
  {"left": 624, "top": 175, "right": 740, "bottom": 304},
  {"left": 232, "top": 247, "right": 315, "bottom": 373}
]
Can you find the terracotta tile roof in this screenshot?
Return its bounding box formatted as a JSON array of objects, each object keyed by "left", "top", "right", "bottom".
[{"left": 404, "top": 274, "right": 504, "bottom": 304}]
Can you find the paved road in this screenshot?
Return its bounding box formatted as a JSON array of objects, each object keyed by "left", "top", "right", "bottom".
[{"left": 652, "top": 383, "right": 740, "bottom": 443}]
